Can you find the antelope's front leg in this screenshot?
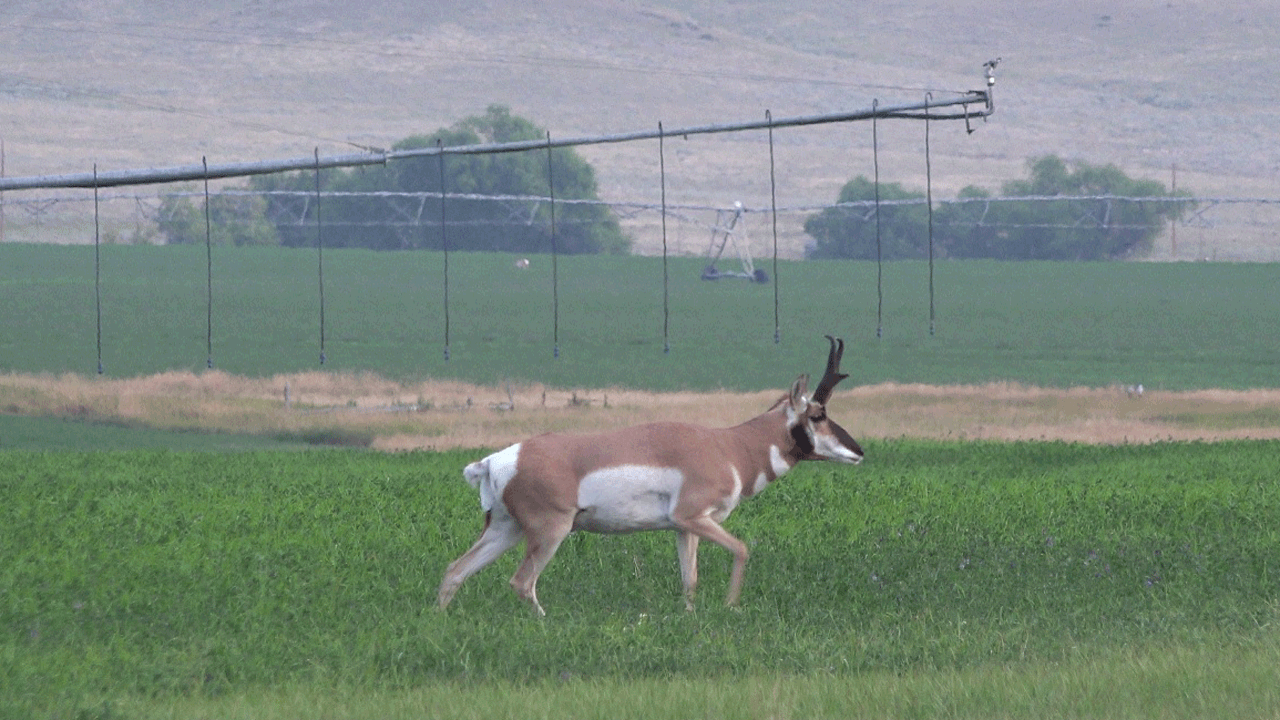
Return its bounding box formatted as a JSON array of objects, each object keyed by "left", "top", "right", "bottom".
[
  {"left": 674, "top": 515, "right": 750, "bottom": 607},
  {"left": 676, "top": 531, "right": 700, "bottom": 611}
]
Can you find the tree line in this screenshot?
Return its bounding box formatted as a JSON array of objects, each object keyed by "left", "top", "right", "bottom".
[
  {"left": 159, "top": 106, "right": 629, "bottom": 255},
  {"left": 159, "top": 109, "right": 1190, "bottom": 261},
  {"left": 804, "top": 155, "right": 1193, "bottom": 261}
]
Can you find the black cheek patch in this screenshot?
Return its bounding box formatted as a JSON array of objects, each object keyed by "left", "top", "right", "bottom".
[{"left": 790, "top": 423, "right": 816, "bottom": 458}]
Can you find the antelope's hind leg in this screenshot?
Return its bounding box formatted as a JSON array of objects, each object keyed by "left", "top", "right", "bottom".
[
  {"left": 437, "top": 512, "right": 523, "bottom": 610},
  {"left": 508, "top": 512, "right": 576, "bottom": 617}
]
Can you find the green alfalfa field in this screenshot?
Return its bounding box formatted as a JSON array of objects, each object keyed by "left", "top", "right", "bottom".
[
  {"left": 4, "top": 244, "right": 1280, "bottom": 717},
  {"left": 2, "top": 242, "right": 1278, "bottom": 390},
  {"left": 4, "top": 441, "right": 1280, "bottom": 719}
]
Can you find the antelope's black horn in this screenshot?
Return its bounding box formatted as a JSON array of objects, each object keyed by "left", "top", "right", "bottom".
[{"left": 811, "top": 335, "right": 849, "bottom": 404}]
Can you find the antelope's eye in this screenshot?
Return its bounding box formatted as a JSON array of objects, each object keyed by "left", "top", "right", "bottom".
[{"left": 812, "top": 411, "right": 827, "bottom": 422}]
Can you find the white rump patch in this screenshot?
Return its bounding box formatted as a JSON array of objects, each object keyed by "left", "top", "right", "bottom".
[
  {"left": 574, "top": 465, "right": 685, "bottom": 534},
  {"left": 466, "top": 442, "right": 521, "bottom": 513}
]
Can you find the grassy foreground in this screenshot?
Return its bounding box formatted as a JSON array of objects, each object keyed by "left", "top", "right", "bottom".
[
  {"left": 107, "top": 640, "right": 1280, "bottom": 720},
  {"left": 4, "top": 440, "right": 1280, "bottom": 717}
]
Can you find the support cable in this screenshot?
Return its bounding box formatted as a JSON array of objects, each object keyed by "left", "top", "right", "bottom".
[
  {"left": 767, "top": 110, "right": 781, "bottom": 345},
  {"left": 658, "top": 122, "right": 670, "bottom": 355},
  {"left": 873, "top": 101, "right": 883, "bottom": 340},
  {"left": 546, "top": 132, "right": 560, "bottom": 359},
  {"left": 203, "top": 157, "right": 214, "bottom": 369},
  {"left": 925, "top": 93, "right": 936, "bottom": 337},
  {"left": 0, "top": 88, "right": 994, "bottom": 193},
  {"left": 437, "top": 139, "right": 450, "bottom": 361},
  {"left": 93, "top": 164, "right": 103, "bottom": 375},
  {"left": 314, "top": 149, "right": 327, "bottom": 364}
]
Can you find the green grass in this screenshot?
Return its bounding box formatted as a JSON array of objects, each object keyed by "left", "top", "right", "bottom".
[
  {"left": 0, "top": 414, "right": 316, "bottom": 451},
  {"left": 114, "top": 641, "right": 1280, "bottom": 719},
  {"left": 2, "top": 243, "right": 1278, "bottom": 390},
  {"left": 3, "top": 441, "right": 1279, "bottom": 717},
  {"left": 1157, "top": 407, "right": 1280, "bottom": 430}
]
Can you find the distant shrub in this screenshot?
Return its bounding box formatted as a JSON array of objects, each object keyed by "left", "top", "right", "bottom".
[
  {"left": 804, "top": 176, "right": 930, "bottom": 260},
  {"left": 942, "top": 155, "right": 1194, "bottom": 260},
  {"left": 157, "top": 188, "right": 279, "bottom": 247},
  {"left": 806, "top": 155, "right": 1194, "bottom": 260},
  {"left": 253, "top": 105, "right": 630, "bottom": 255}
]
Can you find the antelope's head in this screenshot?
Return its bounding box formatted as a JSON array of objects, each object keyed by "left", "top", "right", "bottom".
[{"left": 785, "top": 336, "right": 863, "bottom": 465}]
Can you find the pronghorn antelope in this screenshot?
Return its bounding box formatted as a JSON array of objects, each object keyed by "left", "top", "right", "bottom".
[{"left": 437, "top": 336, "right": 863, "bottom": 616}]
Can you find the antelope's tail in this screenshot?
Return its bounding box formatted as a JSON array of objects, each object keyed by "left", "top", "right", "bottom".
[
  {"left": 462, "top": 458, "right": 488, "bottom": 491},
  {"left": 462, "top": 457, "right": 499, "bottom": 512}
]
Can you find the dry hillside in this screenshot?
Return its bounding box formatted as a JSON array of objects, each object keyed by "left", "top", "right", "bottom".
[{"left": 2, "top": 0, "right": 1278, "bottom": 256}]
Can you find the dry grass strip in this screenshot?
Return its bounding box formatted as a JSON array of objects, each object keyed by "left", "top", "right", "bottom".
[{"left": 4, "top": 371, "right": 1280, "bottom": 451}]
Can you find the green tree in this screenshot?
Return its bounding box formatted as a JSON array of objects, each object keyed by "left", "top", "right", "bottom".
[
  {"left": 939, "top": 155, "right": 1192, "bottom": 260},
  {"left": 804, "top": 176, "right": 930, "bottom": 259},
  {"left": 157, "top": 189, "right": 279, "bottom": 247},
  {"left": 933, "top": 185, "right": 995, "bottom": 257},
  {"left": 253, "top": 106, "right": 629, "bottom": 254}
]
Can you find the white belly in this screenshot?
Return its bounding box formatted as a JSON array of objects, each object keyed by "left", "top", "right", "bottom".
[{"left": 573, "top": 465, "right": 685, "bottom": 534}]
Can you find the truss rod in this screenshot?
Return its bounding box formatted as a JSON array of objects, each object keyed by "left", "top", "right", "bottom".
[{"left": 0, "top": 77, "right": 993, "bottom": 192}]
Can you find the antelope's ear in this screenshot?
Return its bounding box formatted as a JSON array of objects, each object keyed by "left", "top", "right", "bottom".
[{"left": 788, "top": 375, "right": 810, "bottom": 415}]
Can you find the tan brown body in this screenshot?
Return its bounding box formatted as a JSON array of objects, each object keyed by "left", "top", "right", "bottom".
[{"left": 437, "top": 337, "right": 863, "bottom": 615}]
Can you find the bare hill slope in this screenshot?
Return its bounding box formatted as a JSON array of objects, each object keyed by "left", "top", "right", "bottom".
[{"left": 2, "top": 0, "right": 1277, "bottom": 255}]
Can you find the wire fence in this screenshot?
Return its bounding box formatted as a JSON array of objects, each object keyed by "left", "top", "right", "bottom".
[
  {"left": 2, "top": 187, "right": 1277, "bottom": 262},
  {"left": 2, "top": 84, "right": 1006, "bottom": 368},
  {"left": 0, "top": 65, "right": 1273, "bottom": 265}
]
